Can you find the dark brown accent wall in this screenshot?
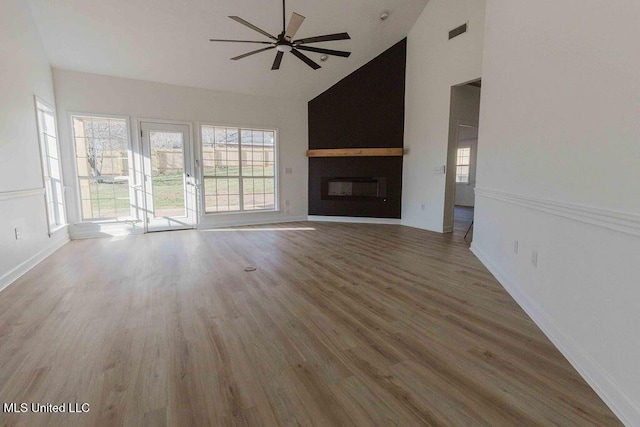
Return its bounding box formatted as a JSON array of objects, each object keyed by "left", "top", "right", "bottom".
[{"left": 308, "top": 38, "right": 406, "bottom": 218}]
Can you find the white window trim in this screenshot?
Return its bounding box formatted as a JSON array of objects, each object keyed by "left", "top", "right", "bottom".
[
  {"left": 456, "top": 146, "right": 472, "bottom": 184},
  {"left": 198, "top": 122, "right": 280, "bottom": 216},
  {"left": 68, "top": 112, "right": 137, "bottom": 224},
  {"left": 34, "top": 96, "right": 67, "bottom": 235}
]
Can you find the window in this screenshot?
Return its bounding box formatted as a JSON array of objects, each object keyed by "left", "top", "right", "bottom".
[
  {"left": 35, "top": 98, "right": 66, "bottom": 230},
  {"left": 456, "top": 147, "right": 471, "bottom": 183},
  {"left": 71, "top": 115, "right": 132, "bottom": 220},
  {"left": 201, "top": 125, "right": 276, "bottom": 213}
]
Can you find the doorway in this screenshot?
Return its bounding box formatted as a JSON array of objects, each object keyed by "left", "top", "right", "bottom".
[
  {"left": 444, "top": 80, "right": 481, "bottom": 241},
  {"left": 139, "top": 121, "right": 197, "bottom": 232},
  {"left": 452, "top": 123, "right": 478, "bottom": 239}
]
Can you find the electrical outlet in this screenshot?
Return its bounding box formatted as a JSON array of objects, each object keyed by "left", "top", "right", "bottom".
[
  {"left": 285, "top": 200, "right": 290, "bottom": 206},
  {"left": 513, "top": 240, "right": 519, "bottom": 254},
  {"left": 14, "top": 227, "right": 22, "bottom": 240},
  {"left": 284, "top": 167, "right": 293, "bottom": 174},
  {"left": 421, "top": 204, "right": 426, "bottom": 211},
  {"left": 531, "top": 251, "right": 538, "bottom": 268}
]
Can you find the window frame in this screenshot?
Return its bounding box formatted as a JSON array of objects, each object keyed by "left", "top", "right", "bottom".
[
  {"left": 68, "top": 112, "right": 136, "bottom": 223},
  {"left": 456, "top": 146, "right": 472, "bottom": 184},
  {"left": 198, "top": 123, "right": 279, "bottom": 215},
  {"left": 34, "top": 96, "right": 67, "bottom": 234}
]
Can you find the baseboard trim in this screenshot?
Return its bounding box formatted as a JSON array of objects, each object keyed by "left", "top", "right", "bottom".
[
  {"left": 0, "top": 232, "right": 69, "bottom": 293},
  {"left": 470, "top": 243, "right": 640, "bottom": 427},
  {"left": 198, "top": 216, "right": 308, "bottom": 230},
  {"left": 308, "top": 215, "right": 401, "bottom": 225},
  {"left": 475, "top": 187, "right": 640, "bottom": 237}
]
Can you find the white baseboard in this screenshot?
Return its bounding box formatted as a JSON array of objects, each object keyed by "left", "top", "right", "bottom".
[
  {"left": 0, "top": 231, "right": 69, "bottom": 293},
  {"left": 308, "top": 215, "right": 401, "bottom": 225},
  {"left": 471, "top": 243, "right": 640, "bottom": 427},
  {"left": 198, "top": 216, "right": 308, "bottom": 230},
  {"left": 70, "top": 217, "right": 309, "bottom": 236}
]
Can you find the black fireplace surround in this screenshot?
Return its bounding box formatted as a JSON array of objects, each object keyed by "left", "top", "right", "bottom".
[
  {"left": 307, "top": 39, "right": 406, "bottom": 219},
  {"left": 309, "top": 157, "right": 402, "bottom": 218}
]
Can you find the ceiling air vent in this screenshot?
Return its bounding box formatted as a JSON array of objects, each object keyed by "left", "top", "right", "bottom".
[{"left": 448, "top": 23, "right": 467, "bottom": 40}]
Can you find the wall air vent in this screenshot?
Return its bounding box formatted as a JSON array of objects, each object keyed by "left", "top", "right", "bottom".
[{"left": 448, "top": 23, "right": 468, "bottom": 40}]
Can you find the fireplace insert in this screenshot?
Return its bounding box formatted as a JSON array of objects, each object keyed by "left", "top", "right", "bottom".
[{"left": 321, "top": 177, "right": 387, "bottom": 200}]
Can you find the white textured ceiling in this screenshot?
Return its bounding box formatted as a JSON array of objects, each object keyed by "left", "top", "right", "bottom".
[{"left": 28, "top": 0, "right": 428, "bottom": 100}]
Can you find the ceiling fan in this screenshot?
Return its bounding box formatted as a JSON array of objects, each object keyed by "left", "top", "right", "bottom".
[{"left": 209, "top": 0, "right": 351, "bottom": 70}]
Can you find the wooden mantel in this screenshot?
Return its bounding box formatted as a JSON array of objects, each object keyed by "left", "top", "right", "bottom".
[{"left": 306, "top": 148, "right": 404, "bottom": 158}]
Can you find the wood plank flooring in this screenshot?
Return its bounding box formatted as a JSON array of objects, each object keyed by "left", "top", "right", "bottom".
[{"left": 0, "top": 222, "right": 620, "bottom": 426}]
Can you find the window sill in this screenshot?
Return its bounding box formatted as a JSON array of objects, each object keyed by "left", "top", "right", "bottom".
[{"left": 48, "top": 224, "right": 68, "bottom": 235}]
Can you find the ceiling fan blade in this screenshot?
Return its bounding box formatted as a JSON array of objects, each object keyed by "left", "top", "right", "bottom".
[
  {"left": 231, "top": 46, "right": 275, "bottom": 61},
  {"left": 229, "top": 16, "right": 277, "bottom": 41},
  {"left": 296, "top": 45, "right": 351, "bottom": 58},
  {"left": 284, "top": 12, "right": 305, "bottom": 41},
  {"left": 272, "top": 51, "right": 284, "bottom": 70},
  {"left": 209, "top": 39, "right": 273, "bottom": 45},
  {"left": 293, "top": 32, "right": 351, "bottom": 45},
  {"left": 291, "top": 49, "right": 321, "bottom": 70}
]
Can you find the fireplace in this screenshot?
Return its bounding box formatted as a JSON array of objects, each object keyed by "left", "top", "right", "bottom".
[
  {"left": 322, "top": 177, "right": 387, "bottom": 200},
  {"left": 308, "top": 157, "right": 402, "bottom": 218}
]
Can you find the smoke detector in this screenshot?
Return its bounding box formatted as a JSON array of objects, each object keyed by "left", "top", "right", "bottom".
[
  {"left": 380, "top": 11, "right": 390, "bottom": 21},
  {"left": 320, "top": 55, "right": 328, "bottom": 62}
]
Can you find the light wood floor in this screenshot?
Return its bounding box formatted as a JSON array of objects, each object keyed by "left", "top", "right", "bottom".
[{"left": 0, "top": 222, "right": 620, "bottom": 426}]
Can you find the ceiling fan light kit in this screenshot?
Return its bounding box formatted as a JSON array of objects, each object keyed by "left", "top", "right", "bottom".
[
  {"left": 209, "top": 0, "right": 351, "bottom": 70},
  {"left": 276, "top": 44, "right": 293, "bottom": 53}
]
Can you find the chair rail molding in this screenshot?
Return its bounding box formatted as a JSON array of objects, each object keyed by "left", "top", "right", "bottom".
[
  {"left": 475, "top": 187, "right": 640, "bottom": 237},
  {"left": 0, "top": 187, "right": 45, "bottom": 202}
]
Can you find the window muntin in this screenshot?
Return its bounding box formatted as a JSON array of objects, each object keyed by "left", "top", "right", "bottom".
[
  {"left": 35, "top": 99, "right": 65, "bottom": 229},
  {"left": 71, "top": 115, "right": 132, "bottom": 220},
  {"left": 456, "top": 147, "right": 471, "bottom": 184},
  {"left": 201, "top": 125, "right": 276, "bottom": 213}
]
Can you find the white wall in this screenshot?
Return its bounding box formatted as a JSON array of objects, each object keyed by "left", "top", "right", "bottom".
[
  {"left": 473, "top": 1, "right": 640, "bottom": 424},
  {"left": 402, "top": 0, "right": 485, "bottom": 231},
  {"left": 53, "top": 69, "right": 309, "bottom": 238},
  {"left": 0, "top": 0, "right": 69, "bottom": 290}
]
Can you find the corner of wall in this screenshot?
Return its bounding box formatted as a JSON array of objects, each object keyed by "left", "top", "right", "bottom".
[{"left": 0, "top": 226, "right": 69, "bottom": 293}]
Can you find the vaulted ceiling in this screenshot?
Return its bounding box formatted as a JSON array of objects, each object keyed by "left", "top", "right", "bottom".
[{"left": 28, "top": 0, "right": 428, "bottom": 100}]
